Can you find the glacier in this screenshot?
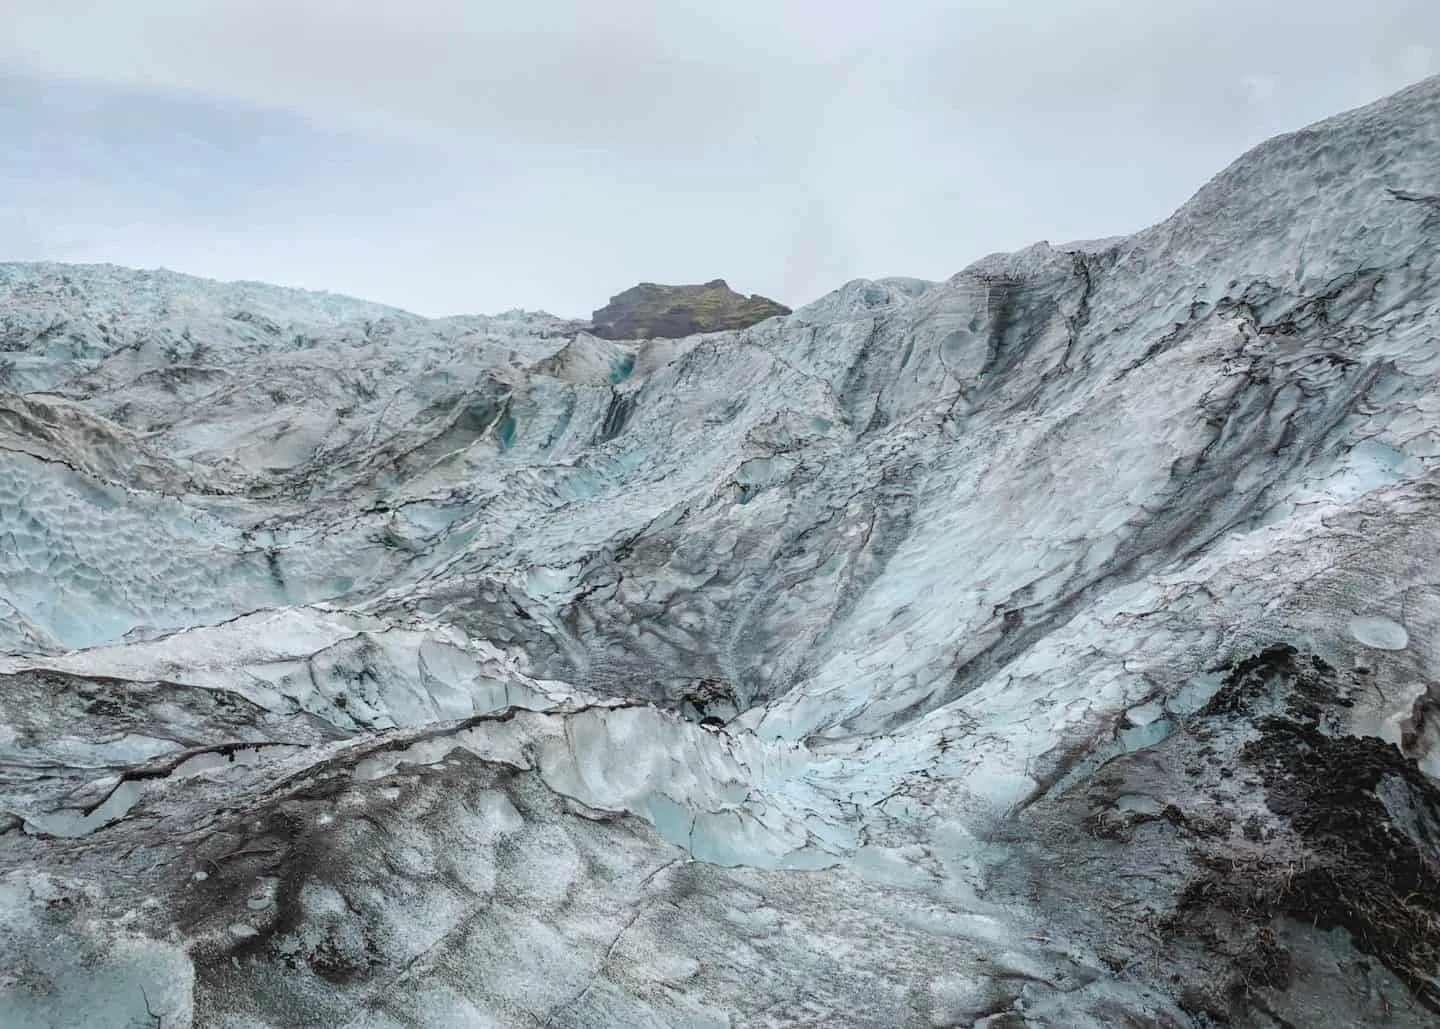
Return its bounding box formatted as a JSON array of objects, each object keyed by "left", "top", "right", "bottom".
[{"left": 2, "top": 77, "right": 1440, "bottom": 1027}]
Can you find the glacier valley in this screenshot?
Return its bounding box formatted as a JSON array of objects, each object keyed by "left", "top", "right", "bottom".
[{"left": 3, "top": 77, "right": 1440, "bottom": 1028}]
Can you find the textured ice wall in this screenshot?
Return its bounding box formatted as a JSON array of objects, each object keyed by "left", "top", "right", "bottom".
[{"left": 2, "top": 77, "right": 1440, "bottom": 1028}]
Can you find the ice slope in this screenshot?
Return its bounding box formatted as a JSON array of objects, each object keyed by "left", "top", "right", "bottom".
[{"left": 2, "top": 77, "right": 1440, "bottom": 1027}]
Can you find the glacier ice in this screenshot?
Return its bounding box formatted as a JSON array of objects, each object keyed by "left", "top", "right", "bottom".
[{"left": 2, "top": 77, "right": 1440, "bottom": 1027}]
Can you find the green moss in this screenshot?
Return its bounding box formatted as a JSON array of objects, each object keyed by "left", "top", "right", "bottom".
[{"left": 590, "top": 279, "right": 790, "bottom": 340}]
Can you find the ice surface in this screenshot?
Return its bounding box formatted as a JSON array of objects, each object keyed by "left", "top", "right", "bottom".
[
  {"left": 3, "top": 77, "right": 1440, "bottom": 1028},
  {"left": 1350, "top": 614, "right": 1411, "bottom": 650}
]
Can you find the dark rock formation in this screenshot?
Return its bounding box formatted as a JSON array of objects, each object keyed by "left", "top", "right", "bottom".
[{"left": 588, "top": 279, "right": 790, "bottom": 340}]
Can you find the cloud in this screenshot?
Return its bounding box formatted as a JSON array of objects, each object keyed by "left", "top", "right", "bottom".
[
  {"left": 8, "top": 1, "right": 1433, "bottom": 153},
  {"left": 1, "top": 1, "right": 1438, "bottom": 316},
  {"left": 1, "top": 2, "right": 856, "bottom": 152}
]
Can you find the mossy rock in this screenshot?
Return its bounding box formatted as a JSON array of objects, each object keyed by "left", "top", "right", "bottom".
[{"left": 589, "top": 279, "right": 790, "bottom": 340}]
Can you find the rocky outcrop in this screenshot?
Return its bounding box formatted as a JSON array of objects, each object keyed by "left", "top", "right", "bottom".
[{"left": 588, "top": 278, "right": 790, "bottom": 339}]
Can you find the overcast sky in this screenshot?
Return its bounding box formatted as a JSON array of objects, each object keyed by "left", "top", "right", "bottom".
[{"left": 2, "top": 2, "right": 1437, "bottom": 317}]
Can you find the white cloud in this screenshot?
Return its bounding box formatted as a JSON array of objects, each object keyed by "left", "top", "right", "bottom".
[{"left": 1, "top": 1, "right": 1437, "bottom": 316}]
